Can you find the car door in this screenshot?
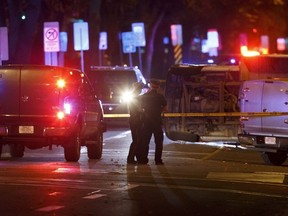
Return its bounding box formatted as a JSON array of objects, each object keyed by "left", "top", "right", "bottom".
[
  {"left": 261, "top": 80, "right": 288, "bottom": 134},
  {"left": 239, "top": 80, "right": 263, "bottom": 133}
]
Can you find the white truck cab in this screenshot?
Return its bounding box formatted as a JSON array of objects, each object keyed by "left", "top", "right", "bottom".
[{"left": 238, "top": 79, "right": 288, "bottom": 165}]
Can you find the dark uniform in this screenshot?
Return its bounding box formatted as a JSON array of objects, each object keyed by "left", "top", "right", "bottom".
[
  {"left": 127, "top": 82, "right": 143, "bottom": 164},
  {"left": 137, "top": 81, "right": 167, "bottom": 165}
]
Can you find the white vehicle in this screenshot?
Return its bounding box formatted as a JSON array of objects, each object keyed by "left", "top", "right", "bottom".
[{"left": 238, "top": 79, "right": 288, "bottom": 165}]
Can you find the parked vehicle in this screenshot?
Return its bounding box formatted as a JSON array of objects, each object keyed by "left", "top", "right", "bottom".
[
  {"left": 238, "top": 79, "right": 288, "bottom": 165},
  {"left": 164, "top": 55, "right": 288, "bottom": 142},
  {"left": 0, "top": 65, "right": 106, "bottom": 162},
  {"left": 88, "top": 66, "right": 146, "bottom": 114}
]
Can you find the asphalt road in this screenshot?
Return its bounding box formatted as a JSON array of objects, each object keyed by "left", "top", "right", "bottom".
[{"left": 1, "top": 125, "right": 288, "bottom": 216}]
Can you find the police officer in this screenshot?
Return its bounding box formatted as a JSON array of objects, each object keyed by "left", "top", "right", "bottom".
[
  {"left": 127, "top": 82, "right": 144, "bottom": 164},
  {"left": 137, "top": 79, "right": 167, "bottom": 165}
]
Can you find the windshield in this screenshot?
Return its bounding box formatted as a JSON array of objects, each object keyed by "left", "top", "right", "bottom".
[{"left": 88, "top": 70, "right": 137, "bottom": 102}]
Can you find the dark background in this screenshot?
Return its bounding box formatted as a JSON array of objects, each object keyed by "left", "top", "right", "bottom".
[{"left": 0, "top": 0, "right": 287, "bottom": 79}]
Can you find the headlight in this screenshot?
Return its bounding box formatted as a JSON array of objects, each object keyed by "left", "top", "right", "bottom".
[{"left": 120, "top": 90, "right": 134, "bottom": 104}]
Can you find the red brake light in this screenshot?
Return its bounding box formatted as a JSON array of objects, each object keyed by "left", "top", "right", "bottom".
[
  {"left": 57, "top": 111, "right": 65, "bottom": 120},
  {"left": 57, "top": 103, "right": 72, "bottom": 120},
  {"left": 57, "top": 79, "right": 66, "bottom": 88}
]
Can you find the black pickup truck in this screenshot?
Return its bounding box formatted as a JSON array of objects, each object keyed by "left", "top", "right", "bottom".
[{"left": 0, "top": 65, "right": 106, "bottom": 162}]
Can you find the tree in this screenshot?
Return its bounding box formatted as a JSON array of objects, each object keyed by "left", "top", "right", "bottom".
[
  {"left": 100, "top": 0, "right": 190, "bottom": 78},
  {"left": 1, "top": 0, "right": 287, "bottom": 77},
  {"left": 1, "top": 0, "right": 42, "bottom": 64},
  {"left": 44, "top": 0, "right": 101, "bottom": 71}
]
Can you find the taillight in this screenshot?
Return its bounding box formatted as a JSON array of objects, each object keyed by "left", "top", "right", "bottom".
[
  {"left": 57, "top": 79, "right": 66, "bottom": 88},
  {"left": 57, "top": 103, "right": 72, "bottom": 120},
  {"left": 57, "top": 111, "right": 65, "bottom": 120}
]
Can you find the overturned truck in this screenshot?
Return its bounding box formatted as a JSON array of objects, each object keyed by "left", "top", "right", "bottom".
[
  {"left": 164, "top": 55, "right": 288, "bottom": 142},
  {"left": 164, "top": 64, "right": 241, "bottom": 142}
]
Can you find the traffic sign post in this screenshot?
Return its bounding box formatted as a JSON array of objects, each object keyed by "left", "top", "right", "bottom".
[
  {"left": 122, "top": 32, "right": 136, "bottom": 53},
  {"left": 59, "top": 32, "right": 68, "bottom": 52},
  {"left": 99, "top": 32, "right": 107, "bottom": 50},
  {"left": 170, "top": 24, "right": 183, "bottom": 64},
  {"left": 122, "top": 32, "right": 136, "bottom": 67},
  {"left": 132, "top": 22, "right": 146, "bottom": 47},
  {"left": 0, "top": 27, "right": 9, "bottom": 65},
  {"left": 73, "top": 22, "right": 89, "bottom": 51},
  {"left": 132, "top": 22, "right": 146, "bottom": 72},
  {"left": 44, "top": 22, "right": 60, "bottom": 52},
  {"left": 59, "top": 32, "right": 68, "bottom": 66},
  {"left": 99, "top": 32, "right": 107, "bottom": 66},
  {"left": 73, "top": 21, "right": 89, "bottom": 72},
  {"left": 44, "top": 22, "right": 60, "bottom": 66}
]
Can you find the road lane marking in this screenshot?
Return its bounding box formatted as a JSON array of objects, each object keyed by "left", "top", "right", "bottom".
[
  {"left": 83, "top": 190, "right": 107, "bottom": 199},
  {"left": 114, "top": 184, "right": 139, "bottom": 191},
  {"left": 116, "top": 182, "right": 288, "bottom": 199},
  {"left": 36, "top": 205, "right": 64, "bottom": 212},
  {"left": 0, "top": 175, "right": 287, "bottom": 200},
  {"left": 201, "top": 147, "right": 223, "bottom": 160},
  {"left": 83, "top": 194, "right": 106, "bottom": 199},
  {"left": 104, "top": 130, "right": 131, "bottom": 141},
  {"left": 207, "top": 172, "right": 285, "bottom": 184}
]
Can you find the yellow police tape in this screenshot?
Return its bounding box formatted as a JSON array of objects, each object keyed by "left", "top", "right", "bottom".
[{"left": 103, "top": 112, "right": 288, "bottom": 118}]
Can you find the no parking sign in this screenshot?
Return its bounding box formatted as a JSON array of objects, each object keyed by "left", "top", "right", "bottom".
[{"left": 43, "top": 22, "right": 60, "bottom": 52}]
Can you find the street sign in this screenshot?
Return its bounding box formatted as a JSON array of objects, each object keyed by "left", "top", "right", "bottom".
[
  {"left": 132, "top": 22, "right": 146, "bottom": 47},
  {"left": 59, "top": 32, "right": 68, "bottom": 52},
  {"left": 170, "top": 24, "right": 183, "bottom": 46},
  {"left": 44, "top": 22, "right": 60, "bottom": 52},
  {"left": 122, "top": 32, "right": 136, "bottom": 53},
  {"left": 207, "top": 29, "right": 219, "bottom": 48},
  {"left": 73, "top": 22, "right": 89, "bottom": 51},
  {"left": 99, "top": 32, "right": 107, "bottom": 50},
  {"left": 0, "top": 27, "right": 8, "bottom": 61}
]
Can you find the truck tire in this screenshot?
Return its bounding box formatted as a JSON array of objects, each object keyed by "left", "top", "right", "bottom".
[
  {"left": 261, "top": 152, "right": 287, "bottom": 166},
  {"left": 9, "top": 144, "right": 25, "bottom": 158},
  {"left": 64, "top": 128, "right": 81, "bottom": 162},
  {"left": 87, "top": 132, "right": 103, "bottom": 159}
]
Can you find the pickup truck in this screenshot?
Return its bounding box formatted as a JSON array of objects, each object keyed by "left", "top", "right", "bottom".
[
  {"left": 0, "top": 65, "right": 106, "bottom": 162},
  {"left": 238, "top": 79, "right": 288, "bottom": 165}
]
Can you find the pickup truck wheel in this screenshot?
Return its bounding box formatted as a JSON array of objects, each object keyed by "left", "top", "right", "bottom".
[
  {"left": 261, "top": 152, "right": 287, "bottom": 166},
  {"left": 64, "top": 129, "right": 81, "bottom": 162},
  {"left": 87, "top": 132, "right": 103, "bottom": 159},
  {"left": 10, "top": 144, "right": 25, "bottom": 158}
]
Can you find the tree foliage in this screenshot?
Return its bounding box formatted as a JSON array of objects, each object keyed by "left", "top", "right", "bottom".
[{"left": 0, "top": 0, "right": 287, "bottom": 77}]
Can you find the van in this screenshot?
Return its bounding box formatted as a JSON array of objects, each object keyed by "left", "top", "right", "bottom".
[
  {"left": 238, "top": 79, "right": 288, "bottom": 165},
  {"left": 88, "top": 66, "right": 146, "bottom": 114},
  {"left": 0, "top": 65, "right": 105, "bottom": 162}
]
